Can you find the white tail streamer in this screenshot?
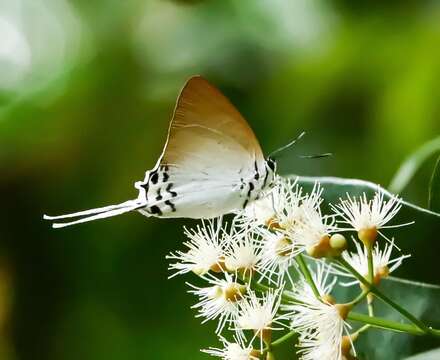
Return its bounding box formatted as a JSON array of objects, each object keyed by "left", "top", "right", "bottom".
[{"left": 43, "top": 200, "right": 146, "bottom": 228}]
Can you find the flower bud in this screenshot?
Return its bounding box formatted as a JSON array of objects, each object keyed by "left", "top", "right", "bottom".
[
  {"left": 266, "top": 217, "right": 281, "bottom": 230},
  {"left": 250, "top": 349, "right": 261, "bottom": 358},
  {"left": 329, "top": 233, "right": 347, "bottom": 251},
  {"left": 223, "top": 283, "right": 247, "bottom": 302},
  {"left": 306, "top": 235, "right": 330, "bottom": 258},
  {"left": 275, "top": 237, "right": 293, "bottom": 257},
  {"left": 210, "top": 257, "right": 226, "bottom": 273},
  {"left": 266, "top": 351, "right": 276, "bottom": 360},
  {"left": 256, "top": 328, "right": 272, "bottom": 345},
  {"left": 374, "top": 265, "right": 390, "bottom": 284},
  {"left": 321, "top": 294, "right": 336, "bottom": 305},
  {"left": 341, "top": 335, "right": 352, "bottom": 355},
  {"left": 341, "top": 333, "right": 358, "bottom": 359},
  {"left": 335, "top": 303, "right": 352, "bottom": 320},
  {"left": 358, "top": 227, "right": 378, "bottom": 248}
]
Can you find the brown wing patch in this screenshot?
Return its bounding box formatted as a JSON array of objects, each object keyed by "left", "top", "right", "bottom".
[{"left": 160, "top": 76, "right": 264, "bottom": 166}]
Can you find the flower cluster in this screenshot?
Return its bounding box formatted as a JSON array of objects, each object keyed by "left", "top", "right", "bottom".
[{"left": 167, "top": 177, "right": 409, "bottom": 360}]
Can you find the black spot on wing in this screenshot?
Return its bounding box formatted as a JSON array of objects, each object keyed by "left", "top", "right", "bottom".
[
  {"left": 150, "top": 171, "right": 159, "bottom": 184},
  {"left": 149, "top": 205, "right": 162, "bottom": 216},
  {"left": 165, "top": 200, "right": 176, "bottom": 212},
  {"left": 141, "top": 182, "right": 149, "bottom": 193},
  {"left": 156, "top": 188, "right": 162, "bottom": 201},
  {"left": 240, "top": 178, "right": 244, "bottom": 190},
  {"left": 166, "top": 183, "right": 177, "bottom": 197},
  {"left": 254, "top": 161, "right": 260, "bottom": 180},
  {"left": 262, "top": 168, "right": 269, "bottom": 188},
  {"left": 247, "top": 182, "right": 254, "bottom": 198},
  {"left": 243, "top": 182, "right": 255, "bottom": 209}
]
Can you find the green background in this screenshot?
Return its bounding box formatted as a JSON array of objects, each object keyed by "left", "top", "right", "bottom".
[{"left": 0, "top": 0, "right": 440, "bottom": 359}]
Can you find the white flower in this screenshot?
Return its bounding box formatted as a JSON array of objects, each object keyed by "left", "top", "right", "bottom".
[
  {"left": 332, "top": 191, "right": 409, "bottom": 245},
  {"left": 167, "top": 218, "right": 225, "bottom": 277},
  {"left": 223, "top": 229, "right": 261, "bottom": 278},
  {"left": 234, "top": 289, "right": 285, "bottom": 351},
  {"left": 284, "top": 264, "right": 352, "bottom": 360},
  {"left": 261, "top": 181, "right": 339, "bottom": 257},
  {"left": 188, "top": 273, "right": 246, "bottom": 334},
  {"left": 255, "top": 182, "right": 338, "bottom": 283},
  {"left": 203, "top": 336, "right": 258, "bottom": 360},
  {"left": 292, "top": 201, "right": 339, "bottom": 253},
  {"left": 238, "top": 176, "right": 292, "bottom": 227},
  {"left": 331, "top": 239, "right": 410, "bottom": 287},
  {"left": 270, "top": 177, "right": 305, "bottom": 230},
  {"left": 256, "top": 228, "right": 301, "bottom": 285}
]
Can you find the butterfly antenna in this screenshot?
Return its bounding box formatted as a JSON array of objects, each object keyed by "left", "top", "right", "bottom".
[
  {"left": 43, "top": 200, "right": 146, "bottom": 228},
  {"left": 298, "top": 153, "right": 333, "bottom": 159},
  {"left": 268, "top": 131, "right": 306, "bottom": 159}
]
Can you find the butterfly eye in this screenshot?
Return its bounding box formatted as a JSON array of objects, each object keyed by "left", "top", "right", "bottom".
[{"left": 266, "top": 158, "right": 276, "bottom": 172}]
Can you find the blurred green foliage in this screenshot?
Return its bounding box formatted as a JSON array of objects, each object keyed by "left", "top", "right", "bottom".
[{"left": 1, "top": 0, "right": 440, "bottom": 359}]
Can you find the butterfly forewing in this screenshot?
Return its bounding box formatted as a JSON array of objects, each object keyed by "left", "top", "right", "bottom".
[{"left": 160, "top": 76, "right": 264, "bottom": 168}]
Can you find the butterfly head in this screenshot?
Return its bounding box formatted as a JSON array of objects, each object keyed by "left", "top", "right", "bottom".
[{"left": 264, "top": 157, "right": 277, "bottom": 188}]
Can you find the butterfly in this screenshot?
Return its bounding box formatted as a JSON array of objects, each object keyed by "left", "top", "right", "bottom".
[{"left": 44, "top": 76, "right": 277, "bottom": 228}]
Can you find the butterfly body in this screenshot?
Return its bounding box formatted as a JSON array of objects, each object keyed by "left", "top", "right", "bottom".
[{"left": 44, "top": 76, "right": 277, "bottom": 228}]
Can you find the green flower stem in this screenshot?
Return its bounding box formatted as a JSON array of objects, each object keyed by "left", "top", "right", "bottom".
[
  {"left": 354, "top": 323, "right": 371, "bottom": 335},
  {"left": 367, "top": 245, "right": 374, "bottom": 284},
  {"left": 337, "top": 257, "right": 435, "bottom": 336},
  {"left": 367, "top": 302, "right": 374, "bottom": 317},
  {"left": 366, "top": 245, "right": 375, "bottom": 317},
  {"left": 348, "top": 312, "right": 440, "bottom": 337},
  {"left": 296, "top": 254, "right": 321, "bottom": 298},
  {"left": 271, "top": 330, "right": 297, "bottom": 348},
  {"left": 348, "top": 290, "right": 369, "bottom": 307},
  {"left": 249, "top": 278, "right": 302, "bottom": 304}
]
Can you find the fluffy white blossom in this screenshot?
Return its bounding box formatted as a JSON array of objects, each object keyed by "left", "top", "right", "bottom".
[
  {"left": 238, "top": 176, "right": 295, "bottom": 228},
  {"left": 188, "top": 273, "right": 246, "bottom": 334},
  {"left": 223, "top": 229, "right": 261, "bottom": 279},
  {"left": 268, "top": 177, "right": 304, "bottom": 230},
  {"left": 167, "top": 218, "right": 225, "bottom": 277},
  {"left": 284, "top": 264, "right": 352, "bottom": 360},
  {"left": 268, "top": 182, "right": 339, "bottom": 257},
  {"left": 331, "top": 239, "right": 410, "bottom": 287},
  {"left": 255, "top": 228, "right": 300, "bottom": 285},
  {"left": 203, "top": 336, "right": 259, "bottom": 360},
  {"left": 292, "top": 201, "right": 339, "bottom": 254},
  {"left": 332, "top": 191, "right": 408, "bottom": 245},
  {"left": 234, "top": 289, "right": 285, "bottom": 351}
]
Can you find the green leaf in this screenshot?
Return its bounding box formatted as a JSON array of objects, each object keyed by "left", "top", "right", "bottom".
[
  {"left": 428, "top": 156, "right": 440, "bottom": 212},
  {"left": 388, "top": 136, "right": 440, "bottom": 194},
  {"left": 356, "top": 277, "right": 440, "bottom": 360},
  {"left": 404, "top": 347, "right": 440, "bottom": 359}
]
